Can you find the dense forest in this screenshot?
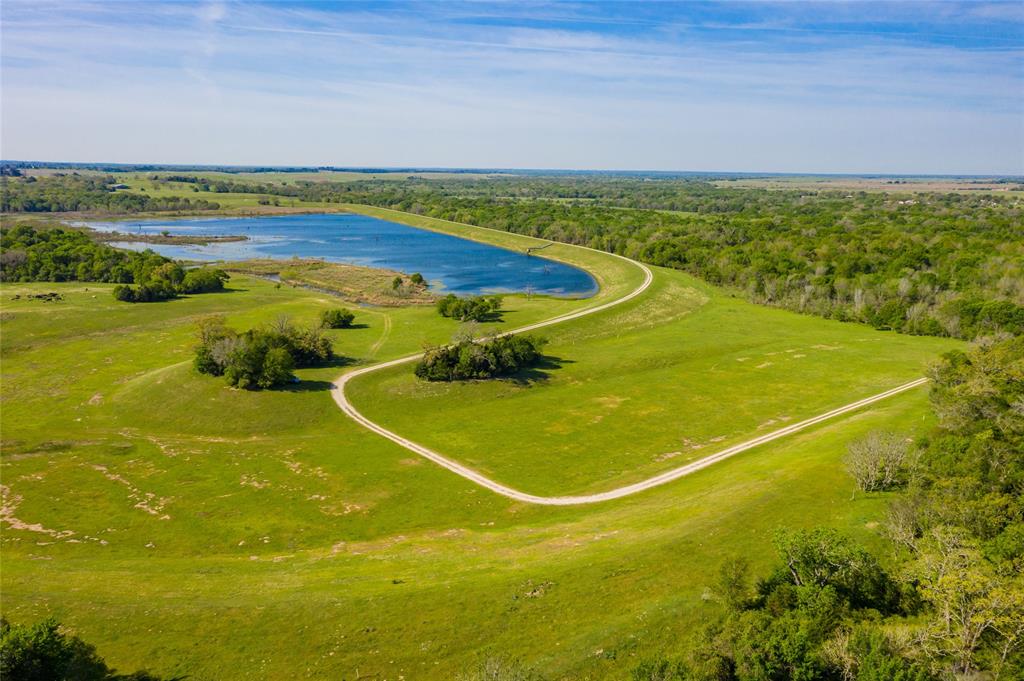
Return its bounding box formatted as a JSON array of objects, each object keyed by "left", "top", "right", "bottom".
[
  {"left": 0, "top": 225, "right": 170, "bottom": 283},
  {"left": 1, "top": 174, "right": 220, "bottom": 213}
]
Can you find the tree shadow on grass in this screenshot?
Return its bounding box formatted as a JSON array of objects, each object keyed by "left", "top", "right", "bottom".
[
  {"left": 280, "top": 355, "right": 356, "bottom": 392},
  {"left": 477, "top": 311, "right": 505, "bottom": 323},
  {"left": 506, "top": 354, "right": 573, "bottom": 385},
  {"left": 283, "top": 379, "right": 336, "bottom": 393}
]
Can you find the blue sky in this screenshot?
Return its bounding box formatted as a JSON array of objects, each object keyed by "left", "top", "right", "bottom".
[{"left": 2, "top": 1, "right": 1022, "bottom": 173}]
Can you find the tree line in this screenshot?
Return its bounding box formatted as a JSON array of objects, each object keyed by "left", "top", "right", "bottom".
[
  {"left": 7, "top": 173, "right": 1019, "bottom": 339},
  {"left": 1, "top": 174, "right": 221, "bottom": 213},
  {"left": 378, "top": 193, "right": 1021, "bottom": 341},
  {"left": 201, "top": 174, "right": 1021, "bottom": 341}
]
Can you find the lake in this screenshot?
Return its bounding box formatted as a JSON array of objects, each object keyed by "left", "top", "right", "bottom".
[{"left": 81, "top": 213, "right": 598, "bottom": 297}]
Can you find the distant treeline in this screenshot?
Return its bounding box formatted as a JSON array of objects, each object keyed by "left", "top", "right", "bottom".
[
  {"left": 149, "top": 175, "right": 302, "bottom": 197},
  {"left": 1, "top": 175, "right": 221, "bottom": 213}
]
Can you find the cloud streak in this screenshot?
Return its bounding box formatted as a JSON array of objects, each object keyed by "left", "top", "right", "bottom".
[{"left": 1, "top": 0, "right": 1021, "bottom": 173}]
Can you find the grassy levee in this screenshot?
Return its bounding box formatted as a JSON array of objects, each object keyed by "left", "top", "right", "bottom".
[{"left": 0, "top": 207, "right": 962, "bottom": 679}]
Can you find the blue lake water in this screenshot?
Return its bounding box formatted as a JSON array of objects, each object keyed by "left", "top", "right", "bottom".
[{"left": 80, "top": 213, "right": 597, "bottom": 297}]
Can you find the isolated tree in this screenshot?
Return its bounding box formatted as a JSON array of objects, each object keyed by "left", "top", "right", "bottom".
[
  {"left": 844, "top": 431, "right": 910, "bottom": 492},
  {"left": 320, "top": 308, "right": 355, "bottom": 329}
]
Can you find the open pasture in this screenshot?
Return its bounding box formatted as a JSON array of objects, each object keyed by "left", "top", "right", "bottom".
[{"left": 0, "top": 208, "right": 963, "bottom": 678}]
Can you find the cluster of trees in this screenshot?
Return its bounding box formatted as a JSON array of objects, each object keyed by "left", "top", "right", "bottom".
[
  {"left": 194, "top": 316, "right": 334, "bottom": 389},
  {"left": 113, "top": 265, "right": 228, "bottom": 303},
  {"left": 1, "top": 225, "right": 170, "bottom": 284},
  {"left": 0, "top": 618, "right": 165, "bottom": 680},
  {"left": 633, "top": 333, "right": 1024, "bottom": 680},
  {"left": 415, "top": 334, "right": 545, "bottom": 381},
  {"left": 436, "top": 294, "right": 503, "bottom": 322},
  {"left": 1, "top": 174, "right": 221, "bottom": 213},
  {"left": 319, "top": 308, "right": 355, "bottom": 328}
]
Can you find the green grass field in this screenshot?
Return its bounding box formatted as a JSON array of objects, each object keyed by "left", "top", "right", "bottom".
[{"left": 0, "top": 208, "right": 962, "bottom": 679}]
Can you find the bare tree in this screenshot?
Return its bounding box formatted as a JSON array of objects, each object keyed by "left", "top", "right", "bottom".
[{"left": 844, "top": 430, "right": 910, "bottom": 492}]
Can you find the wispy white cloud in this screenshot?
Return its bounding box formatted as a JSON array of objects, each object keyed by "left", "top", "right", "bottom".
[{"left": 1, "top": 0, "right": 1020, "bottom": 173}]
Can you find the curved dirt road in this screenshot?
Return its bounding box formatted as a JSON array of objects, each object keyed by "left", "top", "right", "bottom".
[{"left": 330, "top": 244, "right": 926, "bottom": 505}]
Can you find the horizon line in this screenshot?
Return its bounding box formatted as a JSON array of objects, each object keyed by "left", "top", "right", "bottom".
[{"left": 3, "top": 160, "right": 1021, "bottom": 180}]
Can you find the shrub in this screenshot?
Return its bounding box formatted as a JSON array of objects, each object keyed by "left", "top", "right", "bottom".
[
  {"left": 320, "top": 308, "right": 355, "bottom": 329},
  {"left": 288, "top": 326, "right": 333, "bottom": 366},
  {"left": 0, "top": 617, "right": 166, "bottom": 681},
  {"left": 631, "top": 658, "right": 690, "bottom": 681},
  {"left": 457, "top": 656, "right": 546, "bottom": 681},
  {"left": 111, "top": 281, "right": 177, "bottom": 303}
]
